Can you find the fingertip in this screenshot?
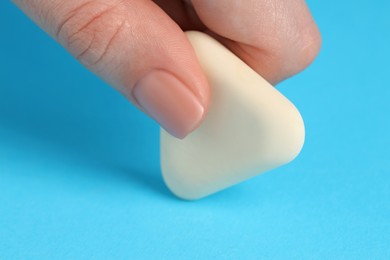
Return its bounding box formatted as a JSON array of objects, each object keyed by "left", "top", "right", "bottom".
[{"left": 133, "top": 70, "right": 206, "bottom": 139}]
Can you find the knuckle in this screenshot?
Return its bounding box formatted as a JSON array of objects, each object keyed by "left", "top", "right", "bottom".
[
  {"left": 56, "top": 1, "right": 127, "bottom": 67},
  {"left": 272, "top": 22, "right": 322, "bottom": 78},
  {"left": 259, "top": 2, "right": 322, "bottom": 77},
  {"left": 293, "top": 25, "right": 322, "bottom": 69}
]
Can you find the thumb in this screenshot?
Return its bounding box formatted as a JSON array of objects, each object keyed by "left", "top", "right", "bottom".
[{"left": 13, "top": 0, "right": 210, "bottom": 139}]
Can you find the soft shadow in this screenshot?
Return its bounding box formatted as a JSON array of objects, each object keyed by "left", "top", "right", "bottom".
[
  {"left": 102, "top": 163, "right": 174, "bottom": 198},
  {"left": 0, "top": 77, "right": 171, "bottom": 199}
]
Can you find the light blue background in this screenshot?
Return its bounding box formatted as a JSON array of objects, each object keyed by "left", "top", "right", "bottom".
[{"left": 1, "top": 1, "right": 389, "bottom": 259}]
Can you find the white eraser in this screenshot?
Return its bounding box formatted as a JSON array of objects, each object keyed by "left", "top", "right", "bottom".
[{"left": 160, "top": 31, "right": 305, "bottom": 200}]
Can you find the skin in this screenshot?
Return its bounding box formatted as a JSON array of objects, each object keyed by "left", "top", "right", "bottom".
[{"left": 13, "top": 0, "right": 321, "bottom": 138}]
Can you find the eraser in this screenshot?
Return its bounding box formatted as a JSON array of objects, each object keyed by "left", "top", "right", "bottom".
[{"left": 160, "top": 31, "right": 305, "bottom": 200}]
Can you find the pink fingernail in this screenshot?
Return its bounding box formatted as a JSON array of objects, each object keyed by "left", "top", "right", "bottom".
[{"left": 133, "top": 70, "right": 205, "bottom": 139}]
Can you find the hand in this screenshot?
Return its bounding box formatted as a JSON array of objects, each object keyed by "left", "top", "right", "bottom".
[{"left": 13, "top": 0, "right": 321, "bottom": 138}]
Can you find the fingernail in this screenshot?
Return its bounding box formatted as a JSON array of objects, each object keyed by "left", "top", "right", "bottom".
[{"left": 133, "top": 70, "right": 205, "bottom": 139}]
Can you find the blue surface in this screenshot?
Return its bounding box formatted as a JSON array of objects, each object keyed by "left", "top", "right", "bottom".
[{"left": 1, "top": 1, "right": 389, "bottom": 259}]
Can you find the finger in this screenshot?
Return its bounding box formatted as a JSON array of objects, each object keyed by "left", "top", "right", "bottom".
[
  {"left": 188, "top": 0, "right": 322, "bottom": 84},
  {"left": 152, "top": 0, "right": 205, "bottom": 31},
  {"left": 13, "top": 0, "right": 210, "bottom": 139}
]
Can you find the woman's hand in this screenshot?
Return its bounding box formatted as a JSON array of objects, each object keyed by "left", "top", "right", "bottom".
[{"left": 13, "top": 0, "right": 321, "bottom": 138}]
